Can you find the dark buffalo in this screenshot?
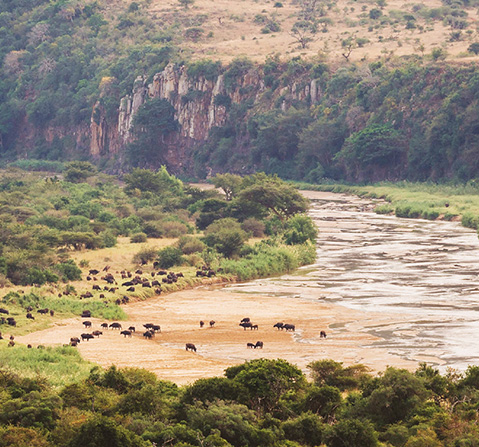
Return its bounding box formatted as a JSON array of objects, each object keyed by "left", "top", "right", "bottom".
[
  {"left": 239, "top": 322, "right": 253, "bottom": 330},
  {"left": 26, "top": 313, "right": 34, "bottom": 320},
  {"left": 284, "top": 324, "right": 295, "bottom": 332},
  {"left": 92, "top": 330, "right": 103, "bottom": 337},
  {"left": 89, "top": 269, "right": 100, "bottom": 275},
  {"left": 186, "top": 343, "right": 196, "bottom": 352},
  {"left": 143, "top": 330, "right": 153, "bottom": 339},
  {"left": 82, "top": 310, "right": 91, "bottom": 318},
  {"left": 8, "top": 340, "right": 14, "bottom": 347},
  {"left": 143, "top": 323, "right": 153, "bottom": 329},
  {"left": 320, "top": 330, "right": 327, "bottom": 338},
  {"left": 209, "top": 320, "right": 215, "bottom": 327},
  {"left": 50, "top": 310, "right": 55, "bottom": 316},
  {"left": 252, "top": 324, "right": 258, "bottom": 330},
  {"left": 7, "top": 318, "right": 16, "bottom": 327},
  {"left": 0, "top": 308, "right": 9, "bottom": 315},
  {"left": 247, "top": 342, "right": 256, "bottom": 349},
  {"left": 109, "top": 322, "right": 122, "bottom": 330},
  {"left": 151, "top": 325, "right": 161, "bottom": 333},
  {"left": 273, "top": 322, "right": 284, "bottom": 330},
  {"left": 122, "top": 281, "right": 134, "bottom": 287},
  {"left": 100, "top": 322, "right": 108, "bottom": 329},
  {"left": 70, "top": 341, "right": 78, "bottom": 347},
  {"left": 37, "top": 308, "right": 49, "bottom": 314},
  {"left": 27, "top": 344, "right": 32, "bottom": 348},
  {"left": 82, "top": 321, "right": 92, "bottom": 328},
  {"left": 255, "top": 341, "right": 264, "bottom": 349},
  {"left": 120, "top": 330, "right": 132, "bottom": 337},
  {"left": 154, "top": 288, "right": 162, "bottom": 295},
  {"left": 93, "top": 285, "right": 101, "bottom": 290},
  {"left": 70, "top": 337, "right": 80, "bottom": 344},
  {"left": 126, "top": 287, "right": 135, "bottom": 292},
  {"left": 240, "top": 317, "right": 250, "bottom": 323},
  {"left": 128, "top": 326, "right": 136, "bottom": 332},
  {"left": 200, "top": 320, "right": 204, "bottom": 328},
  {"left": 81, "top": 333, "right": 94, "bottom": 341}
]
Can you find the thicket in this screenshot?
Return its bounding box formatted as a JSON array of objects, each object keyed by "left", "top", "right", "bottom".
[
  {"left": 1, "top": 355, "right": 479, "bottom": 446},
  {"left": 0, "top": 167, "right": 315, "bottom": 289}
]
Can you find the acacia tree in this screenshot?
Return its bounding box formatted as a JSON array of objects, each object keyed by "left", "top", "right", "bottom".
[
  {"left": 212, "top": 173, "right": 243, "bottom": 201},
  {"left": 237, "top": 176, "right": 309, "bottom": 221}
]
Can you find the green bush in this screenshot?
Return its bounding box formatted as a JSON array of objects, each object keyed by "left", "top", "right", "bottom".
[
  {"left": 130, "top": 233, "right": 147, "bottom": 243},
  {"left": 241, "top": 218, "right": 265, "bottom": 237},
  {"left": 203, "top": 218, "right": 248, "bottom": 258},
  {"left": 176, "top": 236, "right": 206, "bottom": 254},
  {"left": 283, "top": 214, "right": 317, "bottom": 245},
  {"left": 55, "top": 261, "right": 82, "bottom": 281},
  {"left": 156, "top": 246, "right": 184, "bottom": 269}
]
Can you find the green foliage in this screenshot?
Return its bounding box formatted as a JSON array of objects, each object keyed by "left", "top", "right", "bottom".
[
  {"left": 283, "top": 214, "right": 317, "bottom": 245},
  {"left": 308, "top": 359, "right": 370, "bottom": 391},
  {"left": 130, "top": 232, "right": 147, "bottom": 243},
  {"left": 156, "top": 245, "right": 184, "bottom": 269},
  {"left": 187, "top": 60, "right": 222, "bottom": 81},
  {"left": 324, "top": 418, "right": 379, "bottom": 447},
  {"left": 127, "top": 100, "right": 178, "bottom": 167},
  {"left": 203, "top": 218, "right": 248, "bottom": 258},
  {"left": 64, "top": 162, "right": 97, "bottom": 183}
]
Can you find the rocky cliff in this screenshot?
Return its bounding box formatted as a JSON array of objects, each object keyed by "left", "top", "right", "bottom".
[{"left": 89, "top": 62, "right": 321, "bottom": 171}]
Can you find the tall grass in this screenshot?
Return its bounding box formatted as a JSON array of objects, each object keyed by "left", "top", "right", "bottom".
[
  {"left": 220, "top": 241, "right": 316, "bottom": 281},
  {"left": 0, "top": 344, "right": 94, "bottom": 388}
]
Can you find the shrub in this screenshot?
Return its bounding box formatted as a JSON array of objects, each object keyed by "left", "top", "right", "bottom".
[
  {"left": 241, "top": 218, "right": 265, "bottom": 237},
  {"left": 130, "top": 233, "right": 147, "bottom": 243},
  {"left": 176, "top": 236, "right": 206, "bottom": 254},
  {"left": 203, "top": 218, "right": 248, "bottom": 258},
  {"left": 156, "top": 246, "right": 184, "bottom": 269},
  {"left": 283, "top": 214, "right": 317, "bottom": 245},
  {"left": 161, "top": 221, "right": 189, "bottom": 238},
  {"left": 132, "top": 247, "right": 158, "bottom": 265},
  {"left": 374, "top": 204, "right": 394, "bottom": 214},
  {"left": 101, "top": 230, "right": 117, "bottom": 248},
  {"left": 55, "top": 260, "right": 82, "bottom": 281}
]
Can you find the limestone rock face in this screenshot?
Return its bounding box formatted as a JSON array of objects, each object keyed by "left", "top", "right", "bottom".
[{"left": 89, "top": 63, "right": 320, "bottom": 160}]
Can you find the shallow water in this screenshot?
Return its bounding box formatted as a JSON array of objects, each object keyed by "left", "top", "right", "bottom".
[{"left": 227, "top": 193, "right": 479, "bottom": 371}]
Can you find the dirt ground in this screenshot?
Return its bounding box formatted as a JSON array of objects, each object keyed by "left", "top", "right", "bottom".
[{"left": 17, "top": 286, "right": 420, "bottom": 385}]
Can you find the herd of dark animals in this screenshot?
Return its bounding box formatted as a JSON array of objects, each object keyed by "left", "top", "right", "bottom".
[{"left": 0, "top": 264, "right": 328, "bottom": 351}]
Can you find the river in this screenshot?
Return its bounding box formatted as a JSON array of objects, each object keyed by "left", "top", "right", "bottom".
[{"left": 227, "top": 190, "right": 479, "bottom": 372}]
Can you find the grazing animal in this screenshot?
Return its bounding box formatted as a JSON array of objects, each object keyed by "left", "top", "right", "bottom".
[
  {"left": 70, "top": 341, "right": 78, "bottom": 347},
  {"left": 109, "top": 322, "right": 122, "bottom": 330},
  {"left": 70, "top": 337, "right": 80, "bottom": 344},
  {"left": 151, "top": 325, "right": 161, "bottom": 333},
  {"left": 255, "top": 341, "right": 264, "bottom": 349},
  {"left": 128, "top": 326, "right": 136, "bottom": 332},
  {"left": 8, "top": 340, "right": 14, "bottom": 347},
  {"left": 151, "top": 280, "right": 160, "bottom": 287},
  {"left": 37, "top": 345, "right": 45, "bottom": 349},
  {"left": 320, "top": 330, "right": 327, "bottom": 338},
  {"left": 240, "top": 317, "right": 250, "bottom": 323},
  {"left": 185, "top": 343, "right": 197, "bottom": 352},
  {"left": 154, "top": 288, "right": 162, "bottom": 295},
  {"left": 247, "top": 342, "right": 256, "bottom": 349},
  {"left": 143, "top": 330, "right": 153, "bottom": 339},
  {"left": 89, "top": 269, "right": 100, "bottom": 275},
  {"left": 7, "top": 318, "right": 16, "bottom": 327},
  {"left": 37, "top": 308, "right": 49, "bottom": 315},
  {"left": 81, "top": 333, "right": 94, "bottom": 341},
  {"left": 0, "top": 308, "right": 9, "bottom": 315},
  {"left": 86, "top": 276, "right": 92, "bottom": 281},
  {"left": 82, "top": 321, "right": 92, "bottom": 328},
  {"left": 27, "top": 344, "right": 32, "bottom": 348},
  {"left": 82, "top": 310, "right": 91, "bottom": 318},
  {"left": 93, "top": 285, "right": 101, "bottom": 290},
  {"left": 200, "top": 320, "right": 204, "bottom": 328},
  {"left": 252, "top": 324, "right": 258, "bottom": 330},
  {"left": 99, "top": 294, "right": 105, "bottom": 299},
  {"left": 143, "top": 323, "right": 153, "bottom": 329},
  {"left": 26, "top": 306, "right": 33, "bottom": 312},
  {"left": 283, "top": 324, "right": 295, "bottom": 332},
  {"left": 209, "top": 320, "right": 215, "bottom": 327},
  {"left": 92, "top": 331, "right": 103, "bottom": 337},
  {"left": 100, "top": 322, "right": 108, "bottom": 329},
  {"left": 240, "top": 322, "right": 253, "bottom": 330},
  {"left": 120, "top": 330, "right": 132, "bottom": 337},
  {"left": 26, "top": 313, "right": 34, "bottom": 320},
  {"left": 9, "top": 335, "right": 14, "bottom": 340},
  {"left": 273, "top": 322, "right": 284, "bottom": 330},
  {"left": 50, "top": 310, "right": 54, "bottom": 316},
  {"left": 126, "top": 287, "right": 135, "bottom": 292}
]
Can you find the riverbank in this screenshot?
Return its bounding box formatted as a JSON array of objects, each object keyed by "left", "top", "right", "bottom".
[{"left": 14, "top": 190, "right": 440, "bottom": 385}]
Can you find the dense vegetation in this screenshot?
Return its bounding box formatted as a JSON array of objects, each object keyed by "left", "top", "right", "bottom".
[
  {"left": 0, "top": 166, "right": 315, "bottom": 328},
  {"left": 2, "top": 354, "right": 479, "bottom": 447},
  {"left": 4, "top": 1, "right": 479, "bottom": 184}
]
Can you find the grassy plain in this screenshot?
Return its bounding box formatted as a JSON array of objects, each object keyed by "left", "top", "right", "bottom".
[{"left": 118, "top": 0, "right": 479, "bottom": 64}]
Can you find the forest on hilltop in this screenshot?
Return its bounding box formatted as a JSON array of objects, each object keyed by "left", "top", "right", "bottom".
[{"left": 3, "top": 0, "right": 479, "bottom": 182}]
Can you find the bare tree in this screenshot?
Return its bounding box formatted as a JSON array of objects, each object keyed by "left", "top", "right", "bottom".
[{"left": 289, "top": 20, "right": 318, "bottom": 49}]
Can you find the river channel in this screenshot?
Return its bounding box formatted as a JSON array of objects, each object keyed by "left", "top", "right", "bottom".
[{"left": 227, "top": 191, "right": 479, "bottom": 372}]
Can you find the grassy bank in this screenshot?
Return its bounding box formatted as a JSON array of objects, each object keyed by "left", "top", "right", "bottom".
[
  {"left": 298, "top": 181, "right": 479, "bottom": 232},
  {"left": 0, "top": 344, "right": 94, "bottom": 389}
]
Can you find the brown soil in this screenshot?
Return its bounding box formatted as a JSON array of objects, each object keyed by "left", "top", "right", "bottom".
[{"left": 17, "top": 286, "right": 419, "bottom": 385}]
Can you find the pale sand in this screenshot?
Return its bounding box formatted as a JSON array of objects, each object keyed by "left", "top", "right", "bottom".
[{"left": 17, "top": 286, "right": 421, "bottom": 385}]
